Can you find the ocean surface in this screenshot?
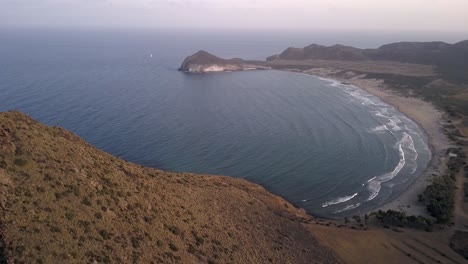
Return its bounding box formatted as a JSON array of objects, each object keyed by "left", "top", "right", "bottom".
[{"left": 0, "top": 29, "right": 435, "bottom": 218}]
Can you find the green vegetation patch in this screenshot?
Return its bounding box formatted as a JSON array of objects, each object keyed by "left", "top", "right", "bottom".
[
  {"left": 419, "top": 175, "right": 456, "bottom": 224},
  {"left": 373, "top": 210, "right": 434, "bottom": 231}
]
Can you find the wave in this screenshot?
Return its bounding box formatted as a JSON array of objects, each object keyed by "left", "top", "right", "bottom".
[
  {"left": 372, "top": 125, "right": 389, "bottom": 133},
  {"left": 366, "top": 133, "right": 409, "bottom": 201},
  {"left": 346, "top": 90, "right": 379, "bottom": 106},
  {"left": 334, "top": 203, "right": 362, "bottom": 214},
  {"left": 317, "top": 77, "right": 342, "bottom": 87},
  {"left": 322, "top": 192, "right": 358, "bottom": 208},
  {"left": 406, "top": 133, "right": 418, "bottom": 173},
  {"left": 374, "top": 110, "right": 403, "bottom": 131},
  {"left": 315, "top": 75, "right": 431, "bottom": 214}
]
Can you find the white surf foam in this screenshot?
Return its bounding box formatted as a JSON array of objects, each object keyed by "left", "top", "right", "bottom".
[
  {"left": 406, "top": 133, "right": 418, "bottom": 173},
  {"left": 372, "top": 125, "right": 389, "bottom": 133},
  {"left": 322, "top": 193, "right": 359, "bottom": 208},
  {"left": 347, "top": 90, "right": 378, "bottom": 106},
  {"left": 312, "top": 74, "right": 431, "bottom": 213},
  {"left": 334, "top": 203, "right": 362, "bottom": 213},
  {"left": 374, "top": 110, "right": 403, "bottom": 131},
  {"left": 366, "top": 133, "right": 409, "bottom": 201}
]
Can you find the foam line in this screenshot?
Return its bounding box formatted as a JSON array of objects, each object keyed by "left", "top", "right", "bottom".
[{"left": 322, "top": 193, "right": 359, "bottom": 208}]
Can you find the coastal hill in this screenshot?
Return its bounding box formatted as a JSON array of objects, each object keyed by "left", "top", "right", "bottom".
[
  {"left": 179, "top": 50, "right": 269, "bottom": 72},
  {"left": 0, "top": 111, "right": 340, "bottom": 263},
  {"left": 182, "top": 40, "right": 468, "bottom": 81},
  {"left": 267, "top": 44, "right": 368, "bottom": 61},
  {"left": 267, "top": 40, "right": 468, "bottom": 81},
  {"left": 269, "top": 41, "right": 451, "bottom": 64}
]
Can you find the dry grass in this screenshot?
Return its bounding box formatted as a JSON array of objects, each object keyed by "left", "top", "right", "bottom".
[{"left": 0, "top": 111, "right": 340, "bottom": 264}]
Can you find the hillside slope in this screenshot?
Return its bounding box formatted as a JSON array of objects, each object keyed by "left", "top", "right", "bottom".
[
  {"left": 0, "top": 111, "right": 340, "bottom": 263},
  {"left": 267, "top": 40, "right": 468, "bottom": 81}
]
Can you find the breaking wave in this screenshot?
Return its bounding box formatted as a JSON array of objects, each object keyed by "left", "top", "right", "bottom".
[
  {"left": 322, "top": 193, "right": 359, "bottom": 208},
  {"left": 366, "top": 133, "right": 408, "bottom": 202},
  {"left": 315, "top": 77, "right": 431, "bottom": 215}
]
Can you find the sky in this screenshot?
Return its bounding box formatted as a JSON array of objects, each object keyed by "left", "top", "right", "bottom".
[{"left": 1, "top": 0, "right": 468, "bottom": 33}]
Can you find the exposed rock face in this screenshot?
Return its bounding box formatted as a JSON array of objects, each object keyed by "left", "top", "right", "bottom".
[{"left": 179, "top": 50, "right": 270, "bottom": 73}]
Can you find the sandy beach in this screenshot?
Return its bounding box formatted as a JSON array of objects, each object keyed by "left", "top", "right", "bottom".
[{"left": 299, "top": 68, "right": 452, "bottom": 216}]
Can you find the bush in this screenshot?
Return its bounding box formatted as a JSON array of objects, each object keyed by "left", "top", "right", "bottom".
[
  {"left": 15, "top": 147, "right": 24, "bottom": 156},
  {"left": 65, "top": 212, "right": 74, "bottom": 220},
  {"left": 99, "top": 230, "right": 111, "bottom": 240},
  {"left": 94, "top": 212, "right": 103, "bottom": 219},
  {"left": 168, "top": 243, "right": 179, "bottom": 252},
  {"left": 167, "top": 225, "right": 180, "bottom": 236},
  {"left": 374, "top": 210, "right": 433, "bottom": 231},
  {"left": 420, "top": 175, "right": 456, "bottom": 224},
  {"left": 13, "top": 159, "right": 27, "bottom": 167},
  {"left": 50, "top": 226, "right": 62, "bottom": 233},
  {"left": 82, "top": 197, "right": 92, "bottom": 206}
]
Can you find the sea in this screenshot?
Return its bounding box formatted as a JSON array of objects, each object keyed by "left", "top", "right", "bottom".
[{"left": 3, "top": 28, "right": 458, "bottom": 218}]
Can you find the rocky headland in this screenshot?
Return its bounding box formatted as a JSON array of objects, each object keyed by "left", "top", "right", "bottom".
[{"left": 179, "top": 50, "right": 270, "bottom": 73}]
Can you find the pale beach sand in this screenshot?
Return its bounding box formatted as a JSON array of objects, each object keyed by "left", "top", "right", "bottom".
[{"left": 299, "top": 68, "right": 453, "bottom": 216}]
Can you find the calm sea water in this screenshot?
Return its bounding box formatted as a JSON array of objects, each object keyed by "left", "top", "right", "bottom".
[{"left": 0, "top": 29, "right": 433, "bottom": 218}]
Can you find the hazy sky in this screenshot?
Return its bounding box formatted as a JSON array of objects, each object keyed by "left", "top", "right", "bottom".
[{"left": 1, "top": 0, "right": 467, "bottom": 32}]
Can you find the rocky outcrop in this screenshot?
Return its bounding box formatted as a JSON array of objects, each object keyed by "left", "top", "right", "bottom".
[{"left": 179, "top": 50, "right": 270, "bottom": 73}]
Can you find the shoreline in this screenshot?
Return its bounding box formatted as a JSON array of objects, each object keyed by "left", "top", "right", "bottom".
[
  {"left": 181, "top": 67, "right": 451, "bottom": 217},
  {"left": 294, "top": 68, "right": 451, "bottom": 216}
]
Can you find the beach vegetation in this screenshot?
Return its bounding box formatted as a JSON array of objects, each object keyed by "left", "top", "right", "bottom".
[
  {"left": 373, "top": 210, "right": 434, "bottom": 231},
  {"left": 420, "top": 175, "right": 456, "bottom": 224}
]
